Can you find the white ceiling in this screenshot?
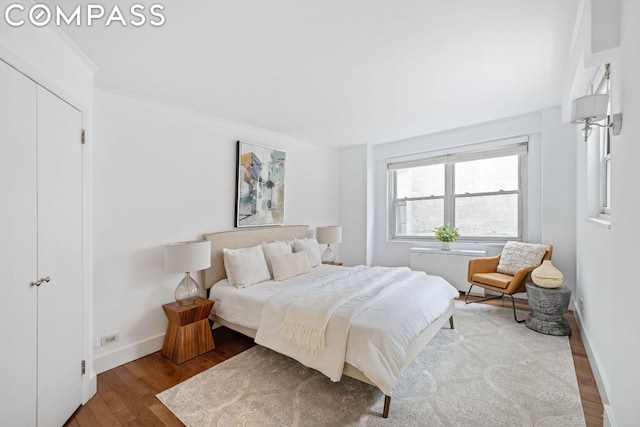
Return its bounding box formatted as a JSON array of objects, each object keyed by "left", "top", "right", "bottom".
[{"left": 59, "top": 0, "right": 580, "bottom": 147}]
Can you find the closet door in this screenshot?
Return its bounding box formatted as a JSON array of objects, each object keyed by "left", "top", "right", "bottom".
[
  {"left": 36, "top": 86, "right": 83, "bottom": 426},
  {"left": 0, "top": 60, "right": 38, "bottom": 426}
]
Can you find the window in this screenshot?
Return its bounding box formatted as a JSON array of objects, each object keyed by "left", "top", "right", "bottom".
[
  {"left": 388, "top": 142, "right": 526, "bottom": 241},
  {"left": 594, "top": 65, "right": 611, "bottom": 217},
  {"left": 600, "top": 117, "right": 611, "bottom": 215}
]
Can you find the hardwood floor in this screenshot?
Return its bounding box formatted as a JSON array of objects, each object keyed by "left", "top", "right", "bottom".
[{"left": 66, "top": 298, "right": 603, "bottom": 426}]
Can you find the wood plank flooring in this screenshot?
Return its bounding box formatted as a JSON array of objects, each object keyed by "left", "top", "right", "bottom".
[{"left": 66, "top": 297, "right": 603, "bottom": 426}]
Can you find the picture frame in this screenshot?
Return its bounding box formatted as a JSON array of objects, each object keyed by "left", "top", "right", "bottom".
[{"left": 235, "top": 141, "right": 286, "bottom": 227}]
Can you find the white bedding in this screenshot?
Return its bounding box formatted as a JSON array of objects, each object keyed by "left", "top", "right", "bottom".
[
  {"left": 254, "top": 266, "right": 458, "bottom": 395},
  {"left": 280, "top": 266, "right": 409, "bottom": 355},
  {"left": 209, "top": 264, "right": 345, "bottom": 329},
  {"left": 345, "top": 272, "right": 457, "bottom": 394},
  {"left": 210, "top": 264, "right": 458, "bottom": 396}
]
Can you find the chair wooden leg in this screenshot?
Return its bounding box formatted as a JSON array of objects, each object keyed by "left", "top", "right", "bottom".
[
  {"left": 383, "top": 395, "right": 391, "bottom": 418},
  {"left": 449, "top": 316, "right": 454, "bottom": 329}
]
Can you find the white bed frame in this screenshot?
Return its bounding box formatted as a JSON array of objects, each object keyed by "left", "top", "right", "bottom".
[{"left": 202, "top": 225, "right": 455, "bottom": 418}]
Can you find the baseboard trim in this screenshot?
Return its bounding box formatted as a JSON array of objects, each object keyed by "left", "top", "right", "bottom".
[
  {"left": 94, "top": 333, "right": 165, "bottom": 374},
  {"left": 83, "top": 372, "right": 97, "bottom": 404},
  {"left": 603, "top": 404, "right": 615, "bottom": 427},
  {"left": 573, "top": 301, "right": 610, "bottom": 406}
]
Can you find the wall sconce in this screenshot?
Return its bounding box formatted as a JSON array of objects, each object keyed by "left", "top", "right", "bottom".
[{"left": 570, "top": 94, "right": 622, "bottom": 142}]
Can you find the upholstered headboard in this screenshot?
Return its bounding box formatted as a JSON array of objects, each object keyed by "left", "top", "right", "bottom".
[{"left": 202, "top": 225, "right": 309, "bottom": 289}]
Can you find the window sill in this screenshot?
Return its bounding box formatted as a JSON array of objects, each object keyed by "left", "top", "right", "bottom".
[
  {"left": 587, "top": 217, "right": 611, "bottom": 230},
  {"left": 387, "top": 237, "right": 517, "bottom": 244},
  {"left": 410, "top": 247, "right": 486, "bottom": 256}
]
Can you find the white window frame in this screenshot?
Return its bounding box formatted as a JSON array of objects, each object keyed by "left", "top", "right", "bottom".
[
  {"left": 387, "top": 140, "right": 528, "bottom": 242},
  {"left": 593, "top": 64, "right": 611, "bottom": 219}
]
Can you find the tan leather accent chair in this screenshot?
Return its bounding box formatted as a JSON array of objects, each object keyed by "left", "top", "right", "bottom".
[{"left": 465, "top": 245, "right": 553, "bottom": 322}]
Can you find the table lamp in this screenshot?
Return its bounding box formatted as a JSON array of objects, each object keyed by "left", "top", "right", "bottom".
[
  {"left": 316, "top": 226, "right": 342, "bottom": 263},
  {"left": 164, "top": 240, "right": 211, "bottom": 305}
]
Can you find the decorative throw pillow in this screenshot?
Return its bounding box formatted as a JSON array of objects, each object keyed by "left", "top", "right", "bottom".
[
  {"left": 496, "top": 241, "right": 549, "bottom": 276},
  {"left": 271, "top": 251, "right": 311, "bottom": 281},
  {"left": 262, "top": 240, "right": 293, "bottom": 278},
  {"left": 293, "top": 238, "right": 321, "bottom": 267},
  {"left": 222, "top": 245, "right": 271, "bottom": 288}
]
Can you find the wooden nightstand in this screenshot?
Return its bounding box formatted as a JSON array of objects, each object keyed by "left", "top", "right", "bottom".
[
  {"left": 322, "top": 261, "right": 343, "bottom": 266},
  {"left": 161, "top": 297, "right": 215, "bottom": 364}
]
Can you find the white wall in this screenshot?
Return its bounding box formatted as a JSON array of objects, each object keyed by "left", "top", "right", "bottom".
[
  {"left": 571, "top": 0, "right": 640, "bottom": 424},
  {"left": 572, "top": 57, "right": 615, "bottom": 420},
  {"left": 92, "top": 89, "right": 340, "bottom": 373},
  {"left": 0, "top": 1, "right": 97, "bottom": 402},
  {"left": 540, "top": 108, "right": 577, "bottom": 303},
  {"left": 573, "top": 24, "right": 640, "bottom": 426},
  {"left": 608, "top": 0, "right": 639, "bottom": 424},
  {"left": 0, "top": 0, "right": 94, "bottom": 110},
  {"left": 338, "top": 145, "right": 368, "bottom": 266},
  {"left": 591, "top": 0, "right": 620, "bottom": 54},
  {"left": 339, "top": 109, "right": 577, "bottom": 300}
]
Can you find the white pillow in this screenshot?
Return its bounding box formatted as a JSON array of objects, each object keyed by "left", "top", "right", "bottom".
[
  {"left": 293, "top": 238, "right": 321, "bottom": 267},
  {"left": 271, "top": 251, "right": 311, "bottom": 281},
  {"left": 496, "top": 241, "right": 549, "bottom": 276},
  {"left": 262, "top": 241, "right": 293, "bottom": 277},
  {"left": 222, "top": 245, "right": 271, "bottom": 288}
]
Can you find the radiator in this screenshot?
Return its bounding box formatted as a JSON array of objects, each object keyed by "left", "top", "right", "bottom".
[{"left": 410, "top": 247, "right": 486, "bottom": 296}]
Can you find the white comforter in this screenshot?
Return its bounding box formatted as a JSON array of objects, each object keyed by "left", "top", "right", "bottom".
[{"left": 254, "top": 265, "right": 458, "bottom": 395}]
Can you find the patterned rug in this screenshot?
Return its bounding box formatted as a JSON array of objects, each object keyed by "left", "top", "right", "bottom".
[{"left": 157, "top": 302, "right": 585, "bottom": 426}]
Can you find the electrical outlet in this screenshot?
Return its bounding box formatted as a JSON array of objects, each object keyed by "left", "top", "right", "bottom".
[
  {"left": 101, "top": 333, "right": 119, "bottom": 346},
  {"left": 93, "top": 339, "right": 101, "bottom": 348}
]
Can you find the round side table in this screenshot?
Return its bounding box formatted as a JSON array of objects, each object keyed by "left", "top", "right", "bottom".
[{"left": 525, "top": 283, "right": 572, "bottom": 336}]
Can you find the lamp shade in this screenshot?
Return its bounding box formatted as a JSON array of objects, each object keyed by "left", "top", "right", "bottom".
[
  {"left": 164, "top": 240, "right": 211, "bottom": 273},
  {"left": 316, "top": 226, "right": 342, "bottom": 245},
  {"left": 570, "top": 94, "right": 609, "bottom": 124}
]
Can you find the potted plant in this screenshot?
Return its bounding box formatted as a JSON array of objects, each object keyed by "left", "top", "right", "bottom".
[{"left": 434, "top": 223, "right": 459, "bottom": 251}]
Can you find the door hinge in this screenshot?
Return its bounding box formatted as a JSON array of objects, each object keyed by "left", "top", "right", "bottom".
[
  {"left": 81, "top": 129, "right": 86, "bottom": 144},
  {"left": 81, "top": 360, "right": 86, "bottom": 375}
]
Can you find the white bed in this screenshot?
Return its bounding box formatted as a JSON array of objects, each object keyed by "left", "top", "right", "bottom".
[
  {"left": 210, "top": 264, "right": 344, "bottom": 329},
  {"left": 203, "top": 225, "right": 458, "bottom": 418}
]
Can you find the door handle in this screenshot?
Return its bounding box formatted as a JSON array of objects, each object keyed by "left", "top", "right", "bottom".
[{"left": 31, "top": 276, "right": 51, "bottom": 287}]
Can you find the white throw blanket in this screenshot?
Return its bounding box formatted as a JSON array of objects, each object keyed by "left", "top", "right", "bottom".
[
  {"left": 255, "top": 265, "right": 458, "bottom": 392},
  {"left": 280, "top": 266, "right": 406, "bottom": 355}
]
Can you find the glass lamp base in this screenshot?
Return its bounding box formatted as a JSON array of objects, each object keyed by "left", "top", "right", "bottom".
[
  {"left": 175, "top": 273, "right": 200, "bottom": 305},
  {"left": 321, "top": 245, "right": 336, "bottom": 263}
]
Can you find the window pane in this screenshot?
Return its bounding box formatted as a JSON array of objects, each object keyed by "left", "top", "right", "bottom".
[
  {"left": 605, "top": 159, "right": 611, "bottom": 209},
  {"left": 396, "top": 199, "right": 444, "bottom": 236},
  {"left": 396, "top": 164, "right": 444, "bottom": 198},
  {"left": 455, "top": 155, "right": 518, "bottom": 194},
  {"left": 455, "top": 194, "right": 518, "bottom": 237}
]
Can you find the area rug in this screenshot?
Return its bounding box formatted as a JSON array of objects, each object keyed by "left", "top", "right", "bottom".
[{"left": 157, "top": 302, "right": 585, "bottom": 426}]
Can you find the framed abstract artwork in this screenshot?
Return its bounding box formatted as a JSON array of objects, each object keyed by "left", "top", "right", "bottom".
[{"left": 235, "top": 141, "right": 286, "bottom": 227}]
